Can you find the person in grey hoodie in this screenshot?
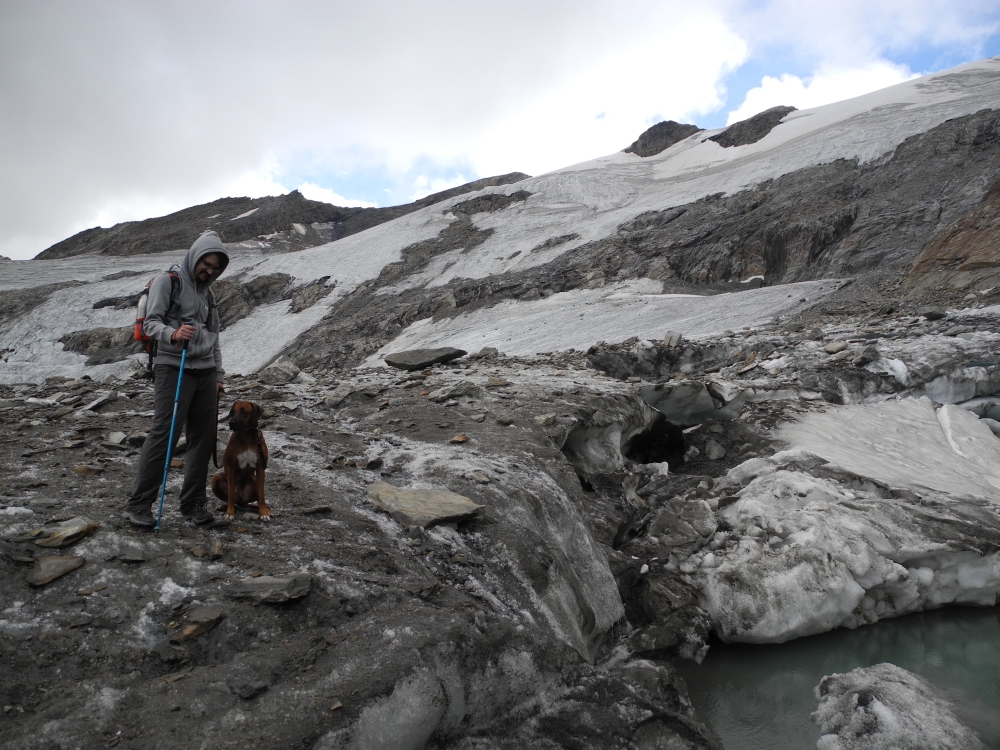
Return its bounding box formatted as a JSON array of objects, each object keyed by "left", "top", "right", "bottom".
[{"left": 123, "top": 231, "right": 230, "bottom": 528}]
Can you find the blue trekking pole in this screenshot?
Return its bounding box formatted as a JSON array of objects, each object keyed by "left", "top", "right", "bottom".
[{"left": 155, "top": 324, "right": 191, "bottom": 531}]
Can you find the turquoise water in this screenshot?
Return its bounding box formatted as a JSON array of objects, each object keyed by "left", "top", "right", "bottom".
[{"left": 675, "top": 606, "right": 1000, "bottom": 749}]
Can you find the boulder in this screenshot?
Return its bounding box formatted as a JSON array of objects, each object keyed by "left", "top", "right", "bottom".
[
  {"left": 259, "top": 355, "right": 301, "bottom": 385},
  {"left": 920, "top": 307, "right": 947, "bottom": 321},
  {"left": 383, "top": 347, "right": 466, "bottom": 371},
  {"left": 824, "top": 341, "right": 848, "bottom": 354},
  {"left": 26, "top": 555, "right": 85, "bottom": 586},
  {"left": 367, "top": 481, "right": 484, "bottom": 529}
]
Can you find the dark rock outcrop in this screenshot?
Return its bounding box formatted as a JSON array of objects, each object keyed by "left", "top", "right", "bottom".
[
  {"left": 624, "top": 120, "right": 704, "bottom": 157},
  {"left": 59, "top": 326, "right": 141, "bottom": 366},
  {"left": 709, "top": 105, "right": 796, "bottom": 148},
  {"left": 906, "top": 172, "right": 1000, "bottom": 294}
]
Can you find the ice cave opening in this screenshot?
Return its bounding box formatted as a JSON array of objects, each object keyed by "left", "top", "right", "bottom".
[{"left": 622, "top": 414, "right": 685, "bottom": 467}]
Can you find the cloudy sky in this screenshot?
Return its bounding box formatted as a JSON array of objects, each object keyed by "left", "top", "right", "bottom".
[{"left": 2, "top": 1, "right": 999, "bottom": 260}]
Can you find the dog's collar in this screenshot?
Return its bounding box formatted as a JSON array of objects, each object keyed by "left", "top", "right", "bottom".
[{"left": 228, "top": 422, "right": 258, "bottom": 434}]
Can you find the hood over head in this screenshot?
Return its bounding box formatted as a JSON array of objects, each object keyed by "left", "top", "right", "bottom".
[{"left": 182, "top": 231, "right": 230, "bottom": 284}]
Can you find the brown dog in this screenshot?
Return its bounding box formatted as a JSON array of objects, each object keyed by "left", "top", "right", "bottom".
[{"left": 211, "top": 400, "right": 271, "bottom": 522}]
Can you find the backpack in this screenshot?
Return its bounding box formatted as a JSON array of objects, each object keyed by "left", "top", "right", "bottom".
[{"left": 134, "top": 271, "right": 181, "bottom": 374}]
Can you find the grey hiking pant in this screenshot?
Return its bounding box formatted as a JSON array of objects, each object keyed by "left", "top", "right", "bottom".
[{"left": 126, "top": 365, "right": 218, "bottom": 513}]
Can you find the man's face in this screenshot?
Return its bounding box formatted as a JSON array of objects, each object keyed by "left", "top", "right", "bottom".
[{"left": 195, "top": 253, "right": 222, "bottom": 282}]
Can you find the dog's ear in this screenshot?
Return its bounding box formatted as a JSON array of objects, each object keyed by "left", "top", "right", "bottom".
[
  {"left": 252, "top": 402, "right": 262, "bottom": 420},
  {"left": 227, "top": 403, "right": 235, "bottom": 420}
]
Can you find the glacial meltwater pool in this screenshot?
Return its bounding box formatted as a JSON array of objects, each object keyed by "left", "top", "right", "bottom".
[{"left": 674, "top": 606, "right": 1000, "bottom": 749}]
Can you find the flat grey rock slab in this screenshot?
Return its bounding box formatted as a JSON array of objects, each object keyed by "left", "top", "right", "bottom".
[
  {"left": 427, "top": 380, "right": 481, "bottom": 402},
  {"left": 383, "top": 347, "right": 466, "bottom": 371},
  {"left": 227, "top": 572, "right": 311, "bottom": 603},
  {"left": 367, "top": 481, "right": 484, "bottom": 529},
  {"left": 13, "top": 516, "right": 100, "bottom": 548},
  {"left": 27, "top": 555, "right": 85, "bottom": 586}
]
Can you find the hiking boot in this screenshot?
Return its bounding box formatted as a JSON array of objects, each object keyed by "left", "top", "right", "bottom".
[
  {"left": 123, "top": 506, "right": 155, "bottom": 528},
  {"left": 181, "top": 501, "right": 216, "bottom": 526}
]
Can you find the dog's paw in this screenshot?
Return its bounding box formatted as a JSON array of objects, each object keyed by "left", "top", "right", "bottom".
[
  {"left": 259, "top": 514, "right": 271, "bottom": 522},
  {"left": 224, "top": 513, "right": 235, "bottom": 521}
]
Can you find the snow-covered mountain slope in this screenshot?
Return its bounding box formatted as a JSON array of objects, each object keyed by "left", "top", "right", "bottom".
[{"left": 4, "top": 58, "right": 1000, "bottom": 384}]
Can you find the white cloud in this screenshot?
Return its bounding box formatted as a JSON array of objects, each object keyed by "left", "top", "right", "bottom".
[
  {"left": 298, "top": 182, "right": 377, "bottom": 208},
  {"left": 221, "top": 168, "right": 288, "bottom": 201},
  {"left": 409, "top": 175, "right": 470, "bottom": 202},
  {"left": 726, "top": 60, "right": 921, "bottom": 125},
  {"left": 464, "top": 11, "right": 748, "bottom": 177}
]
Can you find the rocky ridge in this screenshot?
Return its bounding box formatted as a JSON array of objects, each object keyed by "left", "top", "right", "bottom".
[{"left": 36, "top": 173, "right": 529, "bottom": 260}]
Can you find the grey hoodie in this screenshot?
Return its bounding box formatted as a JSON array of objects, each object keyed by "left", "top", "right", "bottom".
[{"left": 143, "top": 231, "right": 230, "bottom": 380}]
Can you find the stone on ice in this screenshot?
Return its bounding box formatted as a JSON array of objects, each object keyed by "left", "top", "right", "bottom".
[
  {"left": 852, "top": 345, "right": 879, "bottom": 367},
  {"left": 170, "top": 605, "right": 225, "bottom": 642},
  {"left": 367, "top": 481, "right": 484, "bottom": 529},
  {"left": 259, "top": 355, "right": 301, "bottom": 385},
  {"left": 812, "top": 663, "right": 983, "bottom": 750},
  {"left": 707, "top": 379, "right": 742, "bottom": 404},
  {"left": 383, "top": 347, "right": 466, "bottom": 371},
  {"left": 26, "top": 555, "right": 85, "bottom": 586},
  {"left": 228, "top": 678, "right": 269, "bottom": 700},
  {"left": 705, "top": 439, "right": 727, "bottom": 460},
  {"left": 80, "top": 390, "right": 115, "bottom": 411},
  {"left": 427, "top": 380, "right": 481, "bottom": 402},
  {"left": 16, "top": 516, "right": 100, "bottom": 548},
  {"left": 662, "top": 331, "right": 683, "bottom": 348},
  {"left": 227, "top": 572, "right": 312, "bottom": 604},
  {"left": 824, "top": 341, "right": 848, "bottom": 354}
]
